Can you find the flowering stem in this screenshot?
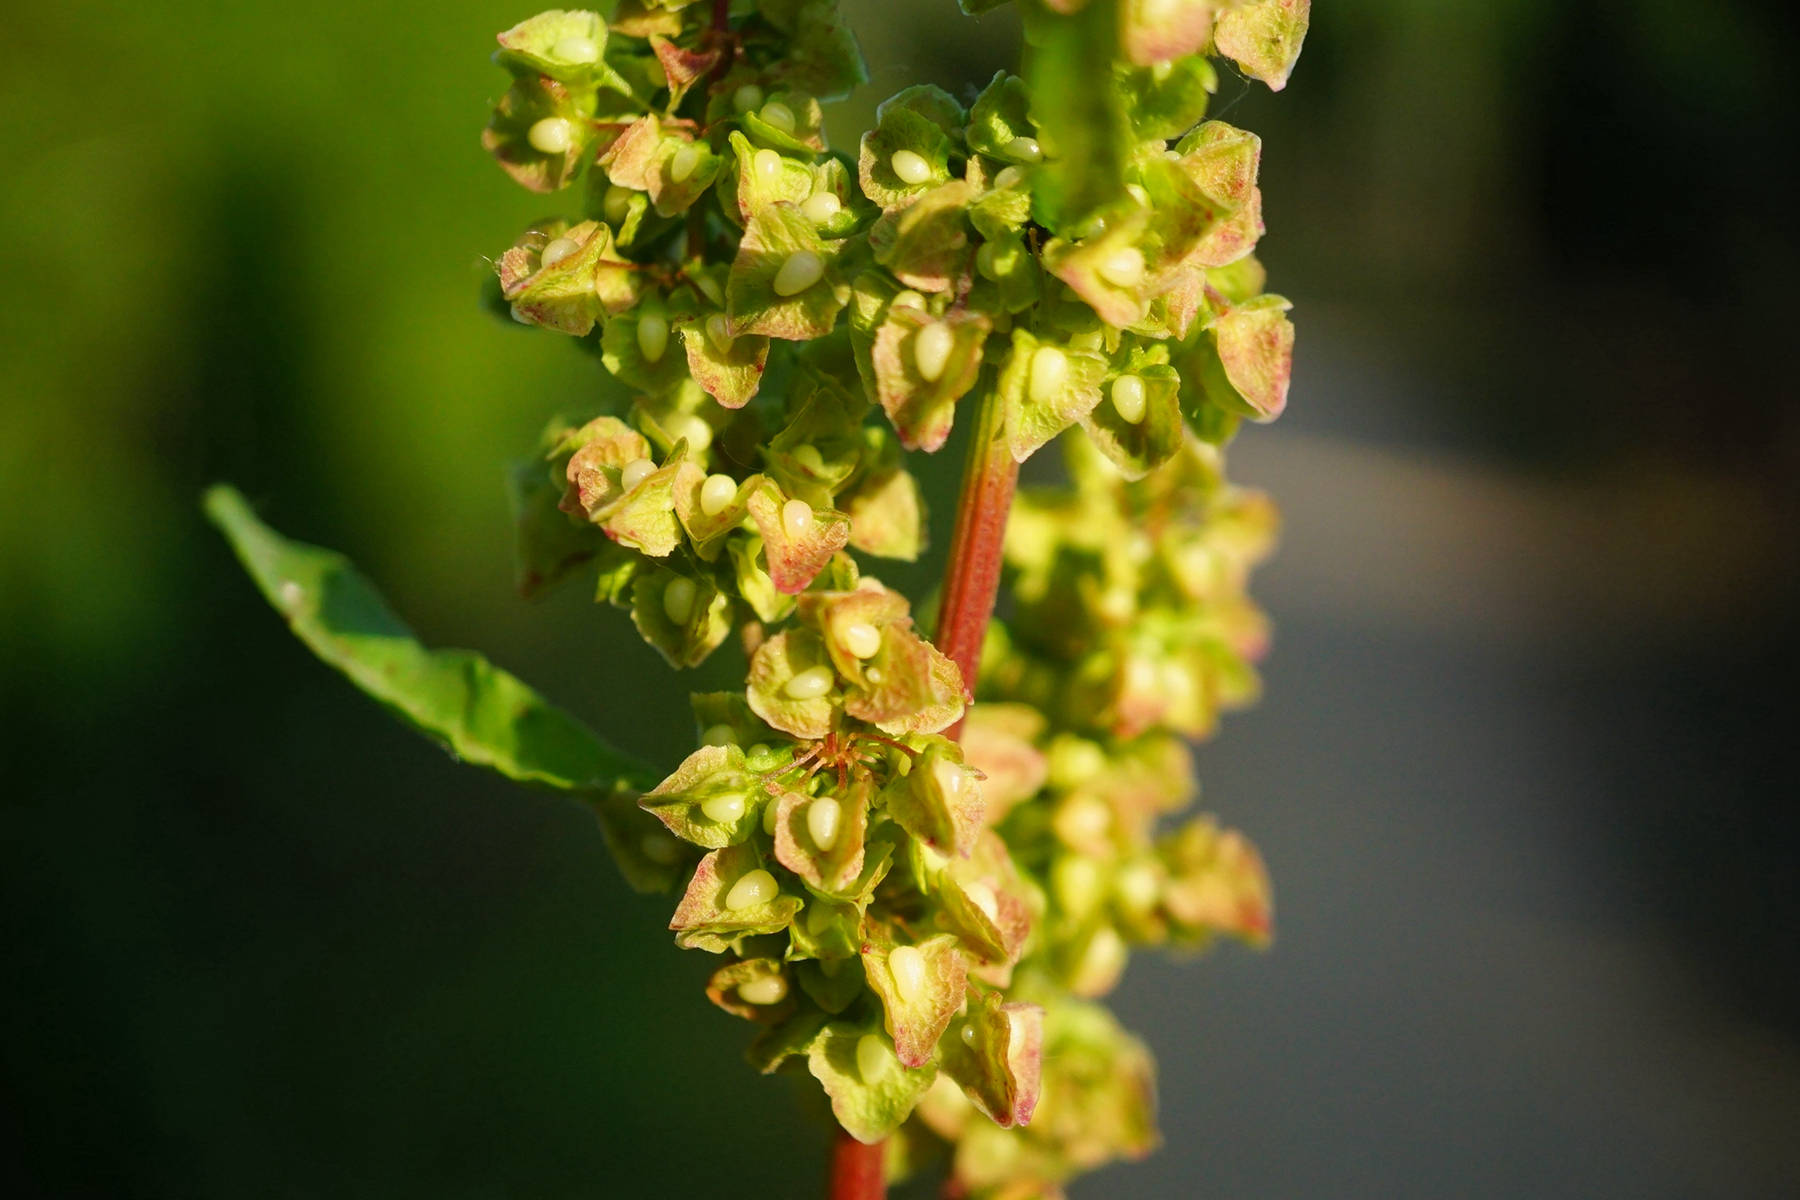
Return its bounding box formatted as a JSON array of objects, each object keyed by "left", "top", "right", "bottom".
[
  {"left": 828, "top": 1129, "right": 886, "bottom": 1200},
  {"left": 935, "top": 385, "right": 1019, "bottom": 736}
]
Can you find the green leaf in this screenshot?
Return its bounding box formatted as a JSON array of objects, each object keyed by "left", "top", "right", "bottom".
[{"left": 203, "top": 485, "right": 655, "bottom": 793}]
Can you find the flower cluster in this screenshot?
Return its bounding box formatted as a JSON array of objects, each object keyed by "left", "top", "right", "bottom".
[{"left": 481, "top": 0, "right": 1305, "bottom": 1194}]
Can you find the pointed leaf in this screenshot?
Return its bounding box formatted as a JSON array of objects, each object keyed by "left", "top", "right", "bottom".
[{"left": 204, "top": 485, "right": 654, "bottom": 793}]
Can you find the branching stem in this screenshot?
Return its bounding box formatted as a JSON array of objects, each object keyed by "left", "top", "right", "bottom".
[{"left": 934, "top": 385, "right": 1020, "bottom": 741}]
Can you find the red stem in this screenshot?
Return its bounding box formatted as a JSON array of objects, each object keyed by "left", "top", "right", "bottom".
[
  {"left": 828, "top": 1128, "right": 886, "bottom": 1200},
  {"left": 934, "top": 387, "right": 1020, "bottom": 740}
]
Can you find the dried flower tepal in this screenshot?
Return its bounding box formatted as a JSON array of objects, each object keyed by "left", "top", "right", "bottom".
[{"left": 208, "top": 1, "right": 1305, "bottom": 1195}]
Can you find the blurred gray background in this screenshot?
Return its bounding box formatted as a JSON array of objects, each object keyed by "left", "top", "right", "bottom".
[{"left": 3, "top": 1, "right": 1796, "bottom": 1196}]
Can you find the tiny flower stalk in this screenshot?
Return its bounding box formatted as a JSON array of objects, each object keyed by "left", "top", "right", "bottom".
[{"left": 209, "top": 3, "right": 1308, "bottom": 1199}]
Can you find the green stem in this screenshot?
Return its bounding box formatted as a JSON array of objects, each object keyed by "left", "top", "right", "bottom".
[{"left": 935, "top": 386, "right": 1020, "bottom": 740}]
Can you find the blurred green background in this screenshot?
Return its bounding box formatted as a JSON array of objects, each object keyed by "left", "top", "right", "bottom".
[{"left": 4, "top": 1, "right": 1797, "bottom": 1196}]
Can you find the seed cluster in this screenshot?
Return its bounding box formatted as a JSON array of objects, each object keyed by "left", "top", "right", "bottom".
[{"left": 480, "top": 1, "right": 1305, "bottom": 1194}]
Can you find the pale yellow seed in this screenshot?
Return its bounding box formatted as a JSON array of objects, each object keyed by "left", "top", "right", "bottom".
[
  {"left": 700, "top": 723, "right": 736, "bottom": 747},
  {"left": 932, "top": 755, "right": 966, "bottom": 799},
  {"left": 1098, "top": 246, "right": 1145, "bottom": 288},
  {"left": 738, "top": 974, "right": 788, "bottom": 1005},
  {"left": 603, "top": 185, "right": 634, "bottom": 225},
  {"left": 890, "top": 149, "right": 931, "bottom": 185},
  {"left": 1073, "top": 926, "right": 1127, "bottom": 995},
  {"left": 705, "top": 313, "right": 734, "bottom": 354},
  {"left": 806, "top": 796, "right": 842, "bottom": 851},
  {"left": 540, "top": 236, "right": 579, "bottom": 268},
  {"left": 781, "top": 497, "right": 813, "bottom": 538},
  {"left": 772, "top": 250, "right": 824, "bottom": 296},
  {"left": 701, "top": 791, "right": 746, "bottom": 823},
  {"left": 800, "top": 191, "right": 841, "bottom": 225},
  {"left": 1111, "top": 374, "right": 1148, "bottom": 424},
  {"left": 694, "top": 273, "right": 724, "bottom": 307},
  {"left": 667, "top": 412, "right": 712, "bottom": 453},
  {"left": 790, "top": 443, "right": 826, "bottom": 474},
  {"left": 993, "top": 166, "right": 1024, "bottom": 190},
  {"left": 913, "top": 321, "right": 955, "bottom": 383},
  {"left": 699, "top": 473, "right": 738, "bottom": 516},
  {"left": 619, "top": 457, "right": 656, "bottom": 491},
  {"left": 758, "top": 101, "right": 796, "bottom": 134},
  {"left": 1052, "top": 856, "right": 1103, "bottom": 916},
  {"left": 784, "top": 663, "right": 834, "bottom": 701},
  {"left": 1005, "top": 135, "right": 1042, "bottom": 162},
  {"left": 641, "top": 832, "right": 682, "bottom": 865},
  {"left": 669, "top": 142, "right": 702, "bottom": 183},
  {"left": 888, "top": 945, "right": 927, "bottom": 1003},
  {"left": 753, "top": 147, "right": 782, "bottom": 182},
  {"left": 1127, "top": 183, "right": 1151, "bottom": 207},
  {"left": 1067, "top": 327, "right": 1104, "bottom": 352},
  {"left": 960, "top": 1023, "right": 977, "bottom": 1045},
  {"left": 1115, "top": 862, "right": 1161, "bottom": 912},
  {"left": 1056, "top": 794, "right": 1112, "bottom": 846},
  {"left": 762, "top": 800, "right": 780, "bottom": 835},
  {"left": 842, "top": 621, "right": 882, "bottom": 660},
  {"left": 732, "top": 83, "right": 764, "bottom": 113},
  {"left": 662, "top": 576, "right": 697, "bottom": 625},
  {"left": 891, "top": 289, "right": 926, "bottom": 311},
  {"left": 725, "top": 867, "right": 777, "bottom": 910},
  {"left": 1027, "top": 345, "right": 1069, "bottom": 405},
  {"left": 1098, "top": 586, "right": 1134, "bottom": 623},
  {"left": 551, "top": 35, "right": 600, "bottom": 64},
  {"left": 856, "top": 1034, "right": 891, "bottom": 1082},
  {"left": 962, "top": 881, "right": 1000, "bottom": 923},
  {"left": 636, "top": 313, "right": 668, "bottom": 363},
  {"left": 527, "top": 117, "right": 573, "bottom": 155}
]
